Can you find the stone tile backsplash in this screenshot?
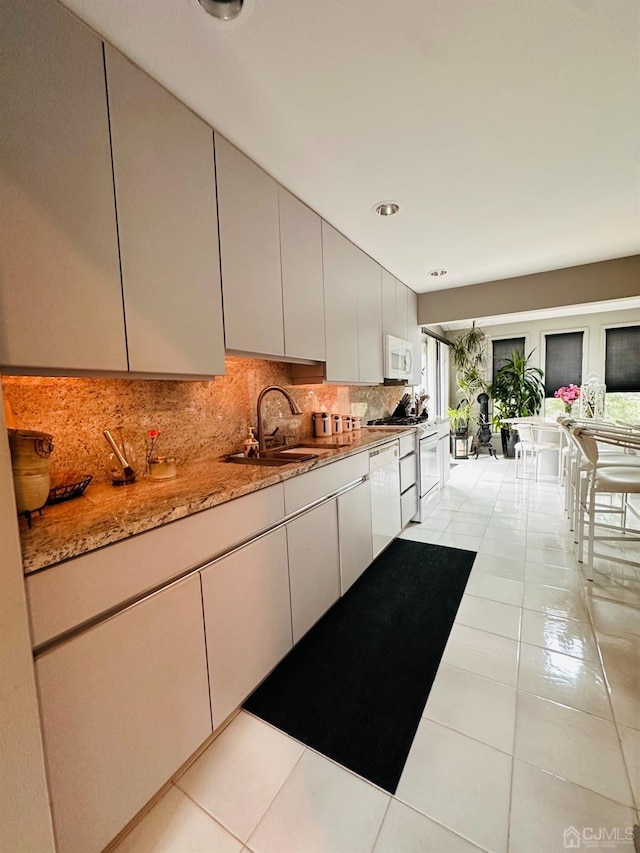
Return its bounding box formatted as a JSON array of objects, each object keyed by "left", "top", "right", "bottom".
[{"left": 2, "top": 358, "right": 405, "bottom": 483}]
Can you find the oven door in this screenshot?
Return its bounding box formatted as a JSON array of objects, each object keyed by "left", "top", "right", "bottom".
[{"left": 419, "top": 432, "right": 440, "bottom": 498}]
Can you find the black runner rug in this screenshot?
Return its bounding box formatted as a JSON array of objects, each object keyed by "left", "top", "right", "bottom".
[{"left": 243, "top": 538, "right": 475, "bottom": 793}]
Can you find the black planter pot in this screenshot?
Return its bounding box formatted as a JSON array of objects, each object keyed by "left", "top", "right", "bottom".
[{"left": 500, "top": 427, "right": 519, "bottom": 458}]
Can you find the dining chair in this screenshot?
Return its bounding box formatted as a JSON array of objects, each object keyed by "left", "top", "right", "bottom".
[{"left": 514, "top": 422, "right": 561, "bottom": 481}]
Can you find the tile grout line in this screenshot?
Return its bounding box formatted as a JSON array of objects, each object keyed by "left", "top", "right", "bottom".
[{"left": 168, "top": 783, "right": 247, "bottom": 848}]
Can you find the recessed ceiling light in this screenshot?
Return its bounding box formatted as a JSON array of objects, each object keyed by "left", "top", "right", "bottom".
[
  {"left": 429, "top": 269, "right": 447, "bottom": 277},
  {"left": 197, "top": 0, "right": 244, "bottom": 20},
  {"left": 372, "top": 201, "right": 400, "bottom": 217}
]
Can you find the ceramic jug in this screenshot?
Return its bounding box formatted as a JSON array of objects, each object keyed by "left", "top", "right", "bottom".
[{"left": 8, "top": 429, "right": 54, "bottom": 514}]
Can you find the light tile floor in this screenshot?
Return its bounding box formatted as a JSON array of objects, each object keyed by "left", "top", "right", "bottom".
[{"left": 114, "top": 457, "right": 640, "bottom": 853}]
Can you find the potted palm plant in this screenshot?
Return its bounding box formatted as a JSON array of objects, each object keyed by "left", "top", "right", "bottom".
[
  {"left": 448, "top": 322, "right": 488, "bottom": 456},
  {"left": 489, "top": 348, "right": 545, "bottom": 457}
]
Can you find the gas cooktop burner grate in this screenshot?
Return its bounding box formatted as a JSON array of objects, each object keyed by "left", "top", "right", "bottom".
[{"left": 367, "top": 416, "right": 429, "bottom": 426}]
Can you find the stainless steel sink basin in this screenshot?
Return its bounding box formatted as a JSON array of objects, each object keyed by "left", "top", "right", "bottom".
[
  {"left": 287, "top": 442, "right": 352, "bottom": 450},
  {"left": 224, "top": 440, "right": 352, "bottom": 466},
  {"left": 224, "top": 450, "right": 319, "bottom": 466}
]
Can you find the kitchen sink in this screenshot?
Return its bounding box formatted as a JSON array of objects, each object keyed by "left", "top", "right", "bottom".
[
  {"left": 287, "top": 442, "right": 352, "bottom": 450},
  {"left": 224, "top": 441, "right": 351, "bottom": 466},
  {"left": 224, "top": 450, "right": 320, "bottom": 466}
]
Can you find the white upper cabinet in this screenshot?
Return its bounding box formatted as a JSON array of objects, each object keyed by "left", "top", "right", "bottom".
[
  {"left": 382, "top": 269, "right": 396, "bottom": 339},
  {"left": 279, "top": 188, "right": 326, "bottom": 361},
  {"left": 322, "top": 223, "right": 360, "bottom": 382},
  {"left": 105, "top": 48, "right": 225, "bottom": 377},
  {"left": 382, "top": 270, "right": 409, "bottom": 342},
  {"left": 357, "top": 252, "right": 383, "bottom": 384},
  {"left": 395, "top": 279, "right": 409, "bottom": 342},
  {"left": 0, "top": 0, "right": 127, "bottom": 372},
  {"left": 407, "top": 288, "right": 423, "bottom": 387},
  {"left": 215, "top": 135, "right": 284, "bottom": 357}
]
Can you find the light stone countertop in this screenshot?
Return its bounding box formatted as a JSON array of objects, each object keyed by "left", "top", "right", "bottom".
[{"left": 19, "top": 428, "right": 414, "bottom": 574}]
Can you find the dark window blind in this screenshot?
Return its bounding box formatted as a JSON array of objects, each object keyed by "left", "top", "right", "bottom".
[
  {"left": 605, "top": 326, "right": 640, "bottom": 392},
  {"left": 544, "top": 332, "right": 583, "bottom": 397},
  {"left": 492, "top": 337, "right": 525, "bottom": 383}
]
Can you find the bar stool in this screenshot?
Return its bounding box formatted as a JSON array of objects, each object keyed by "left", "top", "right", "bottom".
[{"left": 570, "top": 426, "right": 640, "bottom": 581}]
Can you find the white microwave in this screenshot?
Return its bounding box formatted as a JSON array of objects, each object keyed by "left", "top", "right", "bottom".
[{"left": 384, "top": 334, "right": 413, "bottom": 382}]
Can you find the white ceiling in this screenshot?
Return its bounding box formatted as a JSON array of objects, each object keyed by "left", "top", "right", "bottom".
[{"left": 60, "top": 0, "right": 640, "bottom": 294}]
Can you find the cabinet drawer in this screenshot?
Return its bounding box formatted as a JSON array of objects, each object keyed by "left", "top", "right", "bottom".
[
  {"left": 400, "top": 452, "right": 417, "bottom": 493},
  {"left": 283, "top": 452, "right": 368, "bottom": 514},
  {"left": 399, "top": 432, "right": 416, "bottom": 459},
  {"left": 401, "top": 484, "right": 418, "bottom": 527},
  {"left": 27, "top": 484, "right": 285, "bottom": 647}
]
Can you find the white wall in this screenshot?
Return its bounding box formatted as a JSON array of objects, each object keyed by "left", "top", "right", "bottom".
[
  {"left": 479, "top": 306, "right": 640, "bottom": 380},
  {"left": 419, "top": 255, "right": 640, "bottom": 326},
  {"left": 446, "top": 306, "right": 640, "bottom": 408},
  {"left": 0, "top": 379, "right": 55, "bottom": 852}
]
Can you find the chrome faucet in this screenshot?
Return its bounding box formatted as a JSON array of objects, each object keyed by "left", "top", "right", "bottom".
[{"left": 256, "top": 385, "right": 302, "bottom": 452}]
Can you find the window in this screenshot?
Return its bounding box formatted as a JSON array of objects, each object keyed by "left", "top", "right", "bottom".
[
  {"left": 605, "top": 326, "right": 640, "bottom": 392},
  {"left": 491, "top": 337, "right": 525, "bottom": 384},
  {"left": 604, "top": 326, "right": 640, "bottom": 423},
  {"left": 544, "top": 332, "right": 584, "bottom": 397},
  {"left": 543, "top": 331, "right": 584, "bottom": 416},
  {"left": 421, "top": 331, "right": 450, "bottom": 419}
]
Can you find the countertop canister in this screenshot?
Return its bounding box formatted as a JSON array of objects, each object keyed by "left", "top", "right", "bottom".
[{"left": 8, "top": 429, "right": 54, "bottom": 515}]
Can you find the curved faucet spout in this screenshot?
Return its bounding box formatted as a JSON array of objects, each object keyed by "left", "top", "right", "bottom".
[{"left": 256, "top": 385, "right": 302, "bottom": 452}]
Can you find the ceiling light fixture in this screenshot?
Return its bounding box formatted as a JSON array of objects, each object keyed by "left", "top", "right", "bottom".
[
  {"left": 197, "top": 0, "right": 244, "bottom": 21},
  {"left": 372, "top": 201, "right": 400, "bottom": 217},
  {"left": 429, "top": 269, "right": 447, "bottom": 277}
]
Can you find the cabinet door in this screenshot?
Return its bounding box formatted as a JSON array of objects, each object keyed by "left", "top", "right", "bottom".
[
  {"left": 381, "top": 269, "right": 397, "bottom": 339},
  {"left": 382, "top": 270, "right": 409, "bottom": 342},
  {"left": 407, "top": 288, "right": 423, "bottom": 387},
  {"left": 35, "top": 576, "right": 211, "bottom": 853},
  {"left": 0, "top": 0, "right": 127, "bottom": 372},
  {"left": 357, "top": 252, "right": 384, "bottom": 383},
  {"left": 338, "top": 480, "right": 373, "bottom": 594},
  {"left": 322, "top": 223, "right": 359, "bottom": 383},
  {"left": 287, "top": 500, "right": 340, "bottom": 643},
  {"left": 105, "top": 48, "right": 225, "bottom": 376},
  {"left": 395, "top": 279, "right": 409, "bottom": 341},
  {"left": 201, "top": 529, "right": 292, "bottom": 728},
  {"left": 215, "top": 135, "right": 284, "bottom": 357},
  {"left": 279, "top": 188, "right": 325, "bottom": 361}
]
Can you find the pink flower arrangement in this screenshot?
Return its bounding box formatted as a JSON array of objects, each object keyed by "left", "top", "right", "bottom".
[
  {"left": 555, "top": 384, "right": 581, "bottom": 404},
  {"left": 555, "top": 384, "right": 581, "bottom": 412}
]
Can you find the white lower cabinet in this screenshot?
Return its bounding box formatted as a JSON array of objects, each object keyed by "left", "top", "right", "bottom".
[
  {"left": 35, "top": 576, "right": 212, "bottom": 853},
  {"left": 337, "top": 480, "right": 373, "bottom": 594},
  {"left": 201, "top": 528, "right": 292, "bottom": 729},
  {"left": 287, "top": 500, "right": 340, "bottom": 643}
]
